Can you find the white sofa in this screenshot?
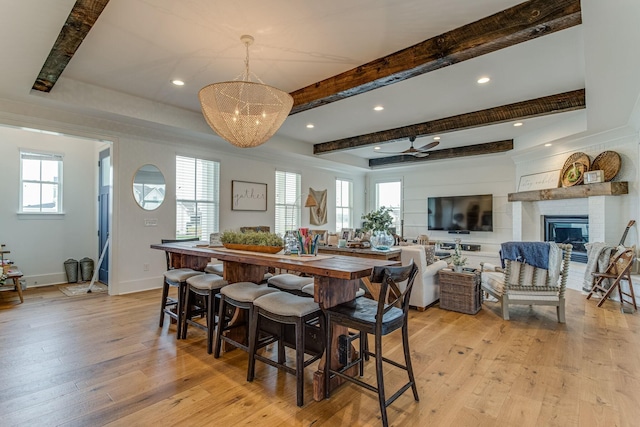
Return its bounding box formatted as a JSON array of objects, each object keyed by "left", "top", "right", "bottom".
[{"left": 400, "top": 245, "right": 447, "bottom": 310}]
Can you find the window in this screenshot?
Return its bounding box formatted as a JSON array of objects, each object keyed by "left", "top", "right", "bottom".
[
  {"left": 20, "top": 150, "right": 63, "bottom": 213},
  {"left": 375, "top": 180, "right": 402, "bottom": 231},
  {"left": 176, "top": 155, "right": 219, "bottom": 240},
  {"left": 336, "top": 179, "right": 353, "bottom": 231},
  {"left": 275, "top": 170, "right": 301, "bottom": 236}
]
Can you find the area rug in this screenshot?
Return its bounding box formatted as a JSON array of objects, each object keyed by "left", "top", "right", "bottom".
[{"left": 58, "top": 282, "right": 108, "bottom": 296}]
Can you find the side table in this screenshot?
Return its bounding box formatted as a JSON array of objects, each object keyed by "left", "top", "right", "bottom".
[
  {"left": 1, "top": 270, "right": 24, "bottom": 303},
  {"left": 438, "top": 269, "right": 481, "bottom": 314}
]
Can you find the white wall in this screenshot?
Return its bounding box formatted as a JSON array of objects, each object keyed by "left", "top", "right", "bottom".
[
  {"left": 511, "top": 126, "right": 639, "bottom": 248},
  {"left": 111, "top": 135, "right": 366, "bottom": 295},
  {"left": 367, "top": 153, "right": 515, "bottom": 255},
  {"left": 0, "top": 125, "right": 99, "bottom": 286}
]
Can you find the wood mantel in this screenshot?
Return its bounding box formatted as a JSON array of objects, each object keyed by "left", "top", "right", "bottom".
[{"left": 508, "top": 181, "right": 628, "bottom": 202}]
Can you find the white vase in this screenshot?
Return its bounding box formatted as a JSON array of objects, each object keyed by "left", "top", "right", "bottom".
[
  {"left": 453, "top": 265, "right": 463, "bottom": 273},
  {"left": 371, "top": 230, "right": 394, "bottom": 250}
]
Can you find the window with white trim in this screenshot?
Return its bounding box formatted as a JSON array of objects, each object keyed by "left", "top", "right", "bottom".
[
  {"left": 176, "top": 155, "right": 220, "bottom": 240},
  {"left": 336, "top": 178, "right": 353, "bottom": 231},
  {"left": 20, "top": 150, "right": 63, "bottom": 213},
  {"left": 275, "top": 170, "right": 301, "bottom": 236},
  {"left": 374, "top": 180, "right": 402, "bottom": 232}
]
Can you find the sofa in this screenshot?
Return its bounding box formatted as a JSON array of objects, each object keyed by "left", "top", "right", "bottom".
[{"left": 400, "top": 245, "right": 447, "bottom": 310}]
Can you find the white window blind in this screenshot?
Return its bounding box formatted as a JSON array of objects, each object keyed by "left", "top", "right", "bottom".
[
  {"left": 375, "top": 180, "right": 402, "bottom": 232},
  {"left": 336, "top": 179, "right": 353, "bottom": 231},
  {"left": 176, "top": 155, "right": 219, "bottom": 240},
  {"left": 20, "top": 150, "right": 63, "bottom": 213},
  {"left": 275, "top": 170, "right": 301, "bottom": 236}
]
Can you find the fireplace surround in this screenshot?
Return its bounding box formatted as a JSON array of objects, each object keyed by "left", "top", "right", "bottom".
[{"left": 544, "top": 215, "right": 588, "bottom": 263}]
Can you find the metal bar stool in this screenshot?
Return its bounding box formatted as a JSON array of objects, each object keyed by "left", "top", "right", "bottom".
[
  {"left": 181, "top": 273, "right": 228, "bottom": 354},
  {"left": 248, "top": 291, "right": 325, "bottom": 407},
  {"left": 160, "top": 238, "right": 203, "bottom": 339},
  {"left": 213, "top": 281, "right": 280, "bottom": 360},
  {"left": 268, "top": 273, "right": 314, "bottom": 296}
]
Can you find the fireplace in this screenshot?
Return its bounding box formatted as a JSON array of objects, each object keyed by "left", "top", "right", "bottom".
[{"left": 544, "top": 215, "right": 588, "bottom": 263}]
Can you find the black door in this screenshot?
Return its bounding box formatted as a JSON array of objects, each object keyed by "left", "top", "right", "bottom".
[{"left": 98, "top": 148, "right": 111, "bottom": 284}]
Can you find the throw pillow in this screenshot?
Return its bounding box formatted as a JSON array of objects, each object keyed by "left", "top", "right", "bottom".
[{"left": 424, "top": 245, "right": 435, "bottom": 265}]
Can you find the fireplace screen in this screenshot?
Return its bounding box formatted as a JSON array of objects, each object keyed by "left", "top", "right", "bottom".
[{"left": 544, "top": 215, "right": 588, "bottom": 263}]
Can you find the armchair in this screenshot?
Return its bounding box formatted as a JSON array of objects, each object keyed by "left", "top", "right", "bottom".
[
  {"left": 480, "top": 242, "right": 572, "bottom": 323},
  {"left": 400, "top": 245, "right": 447, "bottom": 310}
]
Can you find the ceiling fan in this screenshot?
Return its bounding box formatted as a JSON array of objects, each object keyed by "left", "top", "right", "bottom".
[{"left": 377, "top": 136, "right": 439, "bottom": 157}]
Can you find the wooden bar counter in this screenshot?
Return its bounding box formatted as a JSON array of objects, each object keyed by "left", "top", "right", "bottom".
[{"left": 151, "top": 241, "right": 399, "bottom": 400}]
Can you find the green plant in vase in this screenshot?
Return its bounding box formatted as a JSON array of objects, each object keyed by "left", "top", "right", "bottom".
[
  {"left": 361, "top": 206, "right": 395, "bottom": 250},
  {"left": 451, "top": 241, "right": 467, "bottom": 272}
]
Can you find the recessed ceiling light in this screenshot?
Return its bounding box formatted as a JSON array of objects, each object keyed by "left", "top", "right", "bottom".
[
  {"left": 373, "top": 106, "right": 384, "bottom": 111},
  {"left": 171, "top": 79, "right": 185, "bottom": 86},
  {"left": 513, "top": 122, "right": 523, "bottom": 127},
  {"left": 306, "top": 123, "right": 315, "bottom": 129},
  {"left": 545, "top": 143, "right": 552, "bottom": 147},
  {"left": 433, "top": 136, "right": 441, "bottom": 140},
  {"left": 374, "top": 146, "right": 381, "bottom": 150},
  {"left": 477, "top": 77, "right": 490, "bottom": 84}
]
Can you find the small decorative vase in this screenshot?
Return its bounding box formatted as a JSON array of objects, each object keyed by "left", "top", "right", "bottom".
[
  {"left": 371, "top": 230, "right": 394, "bottom": 250},
  {"left": 453, "top": 265, "right": 463, "bottom": 273}
]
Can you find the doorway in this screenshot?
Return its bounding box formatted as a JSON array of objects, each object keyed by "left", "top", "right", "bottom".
[{"left": 98, "top": 148, "right": 111, "bottom": 284}]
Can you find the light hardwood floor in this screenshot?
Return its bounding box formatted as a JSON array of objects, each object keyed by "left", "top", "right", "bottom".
[{"left": 1, "top": 284, "right": 639, "bottom": 426}]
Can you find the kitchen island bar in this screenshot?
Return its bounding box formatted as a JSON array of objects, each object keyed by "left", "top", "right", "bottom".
[{"left": 151, "top": 241, "right": 399, "bottom": 400}]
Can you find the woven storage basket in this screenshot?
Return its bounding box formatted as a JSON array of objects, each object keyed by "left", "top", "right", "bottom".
[
  {"left": 438, "top": 269, "right": 482, "bottom": 314},
  {"left": 591, "top": 151, "right": 621, "bottom": 181}
]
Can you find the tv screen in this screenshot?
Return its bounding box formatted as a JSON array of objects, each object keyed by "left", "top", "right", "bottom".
[{"left": 427, "top": 194, "right": 493, "bottom": 232}]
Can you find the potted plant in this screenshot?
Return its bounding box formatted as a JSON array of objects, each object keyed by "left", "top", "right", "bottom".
[
  {"left": 451, "top": 241, "right": 467, "bottom": 272},
  {"left": 220, "top": 230, "right": 284, "bottom": 253},
  {"left": 361, "top": 206, "right": 395, "bottom": 249}
]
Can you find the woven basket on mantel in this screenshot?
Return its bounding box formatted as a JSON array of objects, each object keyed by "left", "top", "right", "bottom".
[{"left": 591, "top": 151, "right": 621, "bottom": 182}]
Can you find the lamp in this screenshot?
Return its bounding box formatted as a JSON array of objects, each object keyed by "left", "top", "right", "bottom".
[
  {"left": 304, "top": 193, "right": 318, "bottom": 208},
  {"left": 199, "top": 35, "right": 294, "bottom": 148}
]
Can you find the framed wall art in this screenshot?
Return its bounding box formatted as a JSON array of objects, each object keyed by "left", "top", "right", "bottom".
[
  {"left": 232, "top": 180, "right": 267, "bottom": 211},
  {"left": 517, "top": 170, "right": 561, "bottom": 192}
]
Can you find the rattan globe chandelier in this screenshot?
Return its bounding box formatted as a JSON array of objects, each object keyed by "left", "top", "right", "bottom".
[{"left": 199, "top": 35, "right": 293, "bottom": 148}]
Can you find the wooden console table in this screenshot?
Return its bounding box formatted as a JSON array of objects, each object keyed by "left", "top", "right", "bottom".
[
  {"left": 1, "top": 270, "right": 24, "bottom": 303},
  {"left": 317, "top": 246, "right": 401, "bottom": 261}
]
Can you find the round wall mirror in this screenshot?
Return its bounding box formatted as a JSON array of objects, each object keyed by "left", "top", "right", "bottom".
[{"left": 133, "top": 164, "right": 165, "bottom": 210}]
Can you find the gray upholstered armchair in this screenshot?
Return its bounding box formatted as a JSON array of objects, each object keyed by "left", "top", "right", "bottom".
[{"left": 480, "top": 242, "right": 572, "bottom": 323}]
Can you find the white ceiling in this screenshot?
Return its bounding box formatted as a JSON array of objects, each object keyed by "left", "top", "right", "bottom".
[{"left": 0, "top": 0, "right": 638, "bottom": 170}]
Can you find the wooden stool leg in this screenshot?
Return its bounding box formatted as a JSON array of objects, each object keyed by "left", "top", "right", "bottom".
[{"left": 13, "top": 277, "right": 24, "bottom": 304}]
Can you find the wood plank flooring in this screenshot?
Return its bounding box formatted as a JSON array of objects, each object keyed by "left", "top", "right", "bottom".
[{"left": 1, "top": 285, "right": 639, "bottom": 426}]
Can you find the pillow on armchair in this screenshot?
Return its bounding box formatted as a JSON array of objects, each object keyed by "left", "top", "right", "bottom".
[{"left": 423, "top": 245, "right": 435, "bottom": 265}]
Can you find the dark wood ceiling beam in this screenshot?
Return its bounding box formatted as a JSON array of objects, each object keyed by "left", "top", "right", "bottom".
[
  {"left": 32, "top": 0, "right": 110, "bottom": 93},
  {"left": 369, "top": 140, "right": 514, "bottom": 168},
  {"left": 314, "top": 89, "right": 585, "bottom": 155},
  {"left": 290, "top": 0, "right": 581, "bottom": 114}
]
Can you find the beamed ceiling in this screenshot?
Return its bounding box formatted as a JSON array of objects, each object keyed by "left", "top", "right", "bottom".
[{"left": 3, "top": 1, "right": 638, "bottom": 170}]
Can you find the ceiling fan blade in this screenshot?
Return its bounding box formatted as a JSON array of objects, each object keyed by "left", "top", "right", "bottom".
[{"left": 417, "top": 141, "right": 439, "bottom": 151}]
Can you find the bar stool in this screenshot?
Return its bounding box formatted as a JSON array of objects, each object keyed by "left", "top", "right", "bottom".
[
  {"left": 324, "top": 261, "right": 419, "bottom": 427},
  {"left": 181, "top": 273, "right": 228, "bottom": 354},
  {"left": 248, "top": 291, "right": 324, "bottom": 407},
  {"left": 205, "top": 263, "right": 224, "bottom": 275},
  {"left": 268, "top": 273, "right": 314, "bottom": 296},
  {"left": 214, "top": 282, "right": 280, "bottom": 359},
  {"left": 159, "top": 238, "right": 203, "bottom": 339}
]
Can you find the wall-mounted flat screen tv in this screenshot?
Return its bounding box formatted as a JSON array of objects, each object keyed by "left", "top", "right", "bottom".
[{"left": 427, "top": 194, "right": 493, "bottom": 232}]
